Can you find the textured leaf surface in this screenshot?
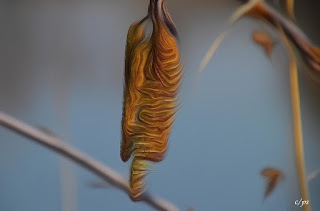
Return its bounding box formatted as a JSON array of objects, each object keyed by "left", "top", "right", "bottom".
[{"left": 121, "top": 0, "right": 182, "bottom": 201}]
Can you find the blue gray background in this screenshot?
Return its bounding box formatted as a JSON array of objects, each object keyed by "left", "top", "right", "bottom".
[{"left": 1, "top": 0, "right": 320, "bottom": 210}]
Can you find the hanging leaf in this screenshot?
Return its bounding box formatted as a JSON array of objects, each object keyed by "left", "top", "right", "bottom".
[
  {"left": 252, "top": 30, "right": 276, "bottom": 59},
  {"left": 261, "top": 167, "right": 284, "bottom": 201},
  {"left": 121, "top": 0, "right": 182, "bottom": 201}
]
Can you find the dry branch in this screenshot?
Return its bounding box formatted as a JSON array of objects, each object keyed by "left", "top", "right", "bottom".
[
  {"left": 0, "top": 111, "right": 179, "bottom": 211},
  {"left": 237, "top": 1, "right": 312, "bottom": 210},
  {"left": 238, "top": 0, "right": 320, "bottom": 74}
]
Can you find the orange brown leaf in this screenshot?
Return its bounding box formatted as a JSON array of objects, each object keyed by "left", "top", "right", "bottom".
[
  {"left": 261, "top": 167, "right": 284, "bottom": 201},
  {"left": 121, "top": 0, "right": 182, "bottom": 201},
  {"left": 252, "top": 30, "right": 276, "bottom": 59}
]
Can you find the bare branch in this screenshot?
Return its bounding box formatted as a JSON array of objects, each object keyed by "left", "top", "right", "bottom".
[
  {"left": 238, "top": 0, "right": 320, "bottom": 73},
  {"left": 0, "top": 111, "right": 179, "bottom": 211}
]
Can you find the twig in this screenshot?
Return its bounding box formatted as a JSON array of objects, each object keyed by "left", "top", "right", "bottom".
[
  {"left": 238, "top": 0, "right": 320, "bottom": 73},
  {"left": 289, "top": 48, "right": 311, "bottom": 211},
  {"left": 199, "top": 0, "right": 320, "bottom": 76},
  {"left": 235, "top": 1, "right": 313, "bottom": 209},
  {"left": 279, "top": 30, "right": 310, "bottom": 211},
  {"left": 0, "top": 111, "right": 179, "bottom": 211}
]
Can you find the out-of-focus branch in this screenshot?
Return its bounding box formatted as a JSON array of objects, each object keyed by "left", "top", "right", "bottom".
[
  {"left": 236, "top": 2, "right": 313, "bottom": 210},
  {"left": 0, "top": 111, "right": 179, "bottom": 211},
  {"left": 280, "top": 28, "right": 310, "bottom": 211},
  {"left": 238, "top": 0, "right": 320, "bottom": 73}
]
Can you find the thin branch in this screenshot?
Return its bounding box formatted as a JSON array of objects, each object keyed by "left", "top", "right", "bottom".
[
  {"left": 238, "top": 0, "right": 320, "bottom": 73},
  {"left": 238, "top": 1, "right": 312, "bottom": 209},
  {"left": 199, "top": 0, "right": 320, "bottom": 76},
  {"left": 236, "top": 1, "right": 312, "bottom": 209},
  {"left": 0, "top": 111, "right": 179, "bottom": 211},
  {"left": 280, "top": 30, "right": 310, "bottom": 211}
]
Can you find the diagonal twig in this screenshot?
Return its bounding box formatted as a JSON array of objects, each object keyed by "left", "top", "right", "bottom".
[
  {"left": 0, "top": 111, "right": 179, "bottom": 211},
  {"left": 238, "top": 0, "right": 320, "bottom": 73}
]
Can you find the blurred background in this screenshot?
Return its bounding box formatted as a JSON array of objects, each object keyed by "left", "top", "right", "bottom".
[{"left": 1, "top": 0, "right": 320, "bottom": 210}]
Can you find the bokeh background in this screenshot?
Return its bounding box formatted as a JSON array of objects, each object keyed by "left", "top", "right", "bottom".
[{"left": 1, "top": 0, "right": 320, "bottom": 210}]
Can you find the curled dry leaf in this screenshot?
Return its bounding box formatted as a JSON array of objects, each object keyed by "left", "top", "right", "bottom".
[
  {"left": 252, "top": 30, "right": 276, "bottom": 59},
  {"left": 261, "top": 167, "right": 284, "bottom": 201},
  {"left": 121, "top": 0, "right": 182, "bottom": 201}
]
